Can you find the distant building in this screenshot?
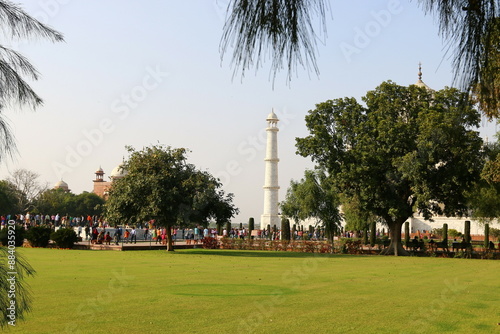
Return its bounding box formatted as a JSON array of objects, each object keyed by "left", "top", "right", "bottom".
[
  {"left": 54, "top": 179, "right": 70, "bottom": 192},
  {"left": 92, "top": 163, "right": 128, "bottom": 198}
]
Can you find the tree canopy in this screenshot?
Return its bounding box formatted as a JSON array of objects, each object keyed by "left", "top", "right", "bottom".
[
  {"left": 296, "top": 81, "right": 484, "bottom": 255},
  {"left": 104, "top": 145, "right": 239, "bottom": 251},
  {"left": 467, "top": 140, "right": 500, "bottom": 221},
  {"left": 32, "top": 189, "right": 104, "bottom": 218},
  {"left": 280, "top": 168, "right": 341, "bottom": 243}
]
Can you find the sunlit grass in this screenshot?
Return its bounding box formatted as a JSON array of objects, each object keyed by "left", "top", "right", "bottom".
[{"left": 8, "top": 248, "right": 500, "bottom": 334}]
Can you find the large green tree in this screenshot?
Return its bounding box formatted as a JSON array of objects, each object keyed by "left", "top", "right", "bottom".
[
  {"left": 104, "top": 145, "right": 238, "bottom": 251},
  {"left": 296, "top": 81, "right": 484, "bottom": 255},
  {"left": 281, "top": 168, "right": 341, "bottom": 243},
  {"left": 221, "top": 0, "right": 499, "bottom": 112}
]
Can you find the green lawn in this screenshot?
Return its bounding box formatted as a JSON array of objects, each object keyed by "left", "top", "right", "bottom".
[{"left": 7, "top": 248, "right": 500, "bottom": 334}]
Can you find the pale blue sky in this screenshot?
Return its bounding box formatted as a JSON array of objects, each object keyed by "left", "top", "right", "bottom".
[{"left": 1, "top": 1, "right": 497, "bottom": 223}]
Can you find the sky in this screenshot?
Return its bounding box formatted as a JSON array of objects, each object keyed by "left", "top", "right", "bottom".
[{"left": 0, "top": 0, "right": 497, "bottom": 224}]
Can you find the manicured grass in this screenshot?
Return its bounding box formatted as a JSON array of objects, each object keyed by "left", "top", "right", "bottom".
[{"left": 7, "top": 248, "right": 500, "bottom": 334}]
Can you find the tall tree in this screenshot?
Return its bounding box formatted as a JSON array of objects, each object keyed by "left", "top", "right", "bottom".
[
  {"left": 296, "top": 81, "right": 484, "bottom": 255},
  {"left": 104, "top": 145, "right": 238, "bottom": 251},
  {"left": 280, "top": 168, "right": 342, "bottom": 243},
  {"left": 8, "top": 168, "right": 47, "bottom": 212},
  {"left": 221, "top": 0, "right": 500, "bottom": 113}
]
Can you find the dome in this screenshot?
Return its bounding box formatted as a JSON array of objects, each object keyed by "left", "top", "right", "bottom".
[
  {"left": 415, "top": 78, "right": 432, "bottom": 90},
  {"left": 95, "top": 166, "right": 104, "bottom": 173},
  {"left": 110, "top": 163, "right": 128, "bottom": 180},
  {"left": 266, "top": 110, "right": 279, "bottom": 122},
  {"left": 54, "top": 180, "right": 69, "bottom": 191}
]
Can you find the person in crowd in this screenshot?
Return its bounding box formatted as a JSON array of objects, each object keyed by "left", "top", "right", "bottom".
[
  {"left": 123, "top": 229, "right": 130, "bottom": 243},
  {"left": 104, "top": 231, "right": 112, "bottom": 245},
  {"left": 85, "top": 225, "right": 90, "bottom": 240},
  {"left": 114, "top": 225, "right": 122, "bottom": 245},
  {"left": 130, "top": 227, "right": 137, "bottom": 244},
  {"left": 91, "top": 227, "right": 99, "bottom": 244},
  {"left": 97, "top": 230, "right": 105, "bottom": 244}
]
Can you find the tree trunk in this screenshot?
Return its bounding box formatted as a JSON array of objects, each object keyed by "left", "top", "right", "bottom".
[
  {"left": 380, "top": 220, "right": 409, "bottom": 256},
  {"left": 166, "top": 226, "right": 174, "bottom": 251}
]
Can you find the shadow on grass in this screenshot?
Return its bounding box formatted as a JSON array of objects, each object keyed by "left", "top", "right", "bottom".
[{"left": 173, "top": 249, "right": 365, "bottom": 259}]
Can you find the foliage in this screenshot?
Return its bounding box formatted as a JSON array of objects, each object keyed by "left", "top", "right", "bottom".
[
  {"left": 470, "top": 17, "right": 500, "bottom": 119},
  {"left": 490, "top": 227, "right": 500, "bottom": 240},
  {"left": 104, "top": 145, "right": 238, "bottom": 251},
  {"left": 33, "top": 189, "right": 105, "bottom": 217},
  {"left": 0, "top": 247, "right": 35, "bottom": 328},
  {"left": 0, "top": 180, "right": 21, "bottom": 214},
  {"left": 201, "top": 236, "right": 219, "bottom": 249},
  {"left": 0, "top": 1, "right": 62, "bottom": 327},
  {"left": 296, "top": 81, "right": 483, "bottom": 255},
  {"left": 341, "top": 194, "right": 377, "bottom": 232},
  {"left": 448, "top": 229, "right": 462, "bottom": 238},
  {"left": 443, "top": 224, "right": 448, "bottom": 242},
  {"left": 222, "top": 0, "right": 500, "bottom": 118},
  {"left": 432, "top": 228, "right": 443, "bottom": 238},
  {"left": 220, "top": 0, "right": 327, "bottom": 84},
  {"left": 7, "top": 169, "right": 47, "bottom": 212},
  {"left": 281, "top": 218, "right": 291, "bottom": 241},
  {"left": 464, "top": 220, "right": 471, "bottom": 243},
  {"left": 50, "top": 228, "right": 78, "bottom": 249},
  {"left": 0, "top": 3, "right": 63, "bottom": 166},
  {"left": 467, "top": 141, "right": 500, "bottom": 221},
  {"left": 281, "top": 168, "right": 341, "bottom": 243},
  {"left": 248, "top": 217, "right": 254, "bottom": 232},
  {"left": 484, "top": 224, "right": 490, "bottom": 248},
  {"left": 0, "top": 223, "right": 25, "bottom": 247},
  {"left": 418, "top": 2, "right": 499, "bottom": 106},
  {"left": 26, "top": 225, "right": 52, "bottom": 248}
]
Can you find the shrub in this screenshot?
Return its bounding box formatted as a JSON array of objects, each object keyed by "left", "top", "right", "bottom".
[
  {"left": 0, "top": 224, "right": 26, "bottom": 247},
  {"left": 448, "top": 229, "right": 462, "bottom": 238},
  {"left": 490, "top": 227, "right": 500, "bottom": 240},
  {"left": 51, "top": 228, "right": 78, "bottom": 249},
  {"left": 432, "top": 228, "right": 443, "bottom": 238},
  {"left": 484, "top": 224, "right": 490, "bottom": 249},
  {"left": 26, "top": 225, "right": 52, "bottom": 247},
  {"left": 248, "top": 217, "right": 254, "bottom": 233},
  {"left": 201, "top": 236, "right": 219, "bottom": 249}
]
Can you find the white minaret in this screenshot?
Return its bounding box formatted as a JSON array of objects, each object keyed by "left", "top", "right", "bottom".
[{"left": 261, "top": 110, "right": 280, "bottom": 230}]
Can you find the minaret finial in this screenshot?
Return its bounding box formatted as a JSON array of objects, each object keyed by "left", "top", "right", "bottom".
[{"left": 418, "top": 62, "right": 422, "bottom": 81}]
